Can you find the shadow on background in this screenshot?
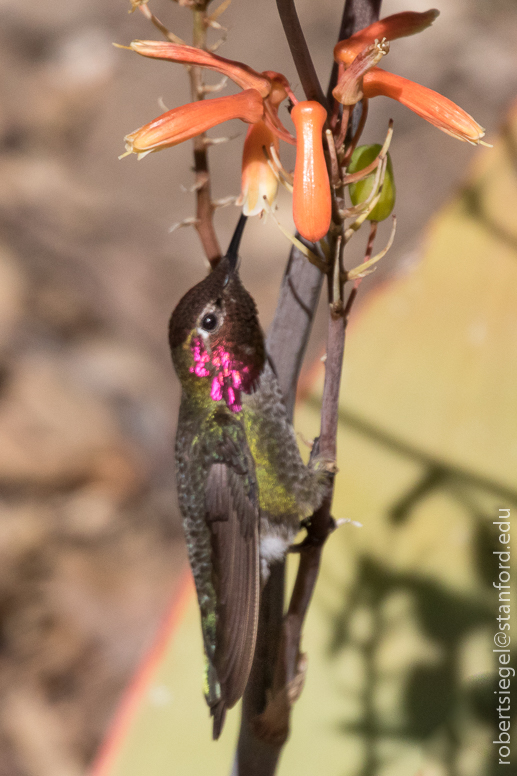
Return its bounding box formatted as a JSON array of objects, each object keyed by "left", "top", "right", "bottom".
[{"left": 323, "top": 410, "right": 516, "bottom": 776}]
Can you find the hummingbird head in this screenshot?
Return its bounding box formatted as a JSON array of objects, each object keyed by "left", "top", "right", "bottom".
[{"left": 169, "top": 216, "right": 265, "bottom": 413}]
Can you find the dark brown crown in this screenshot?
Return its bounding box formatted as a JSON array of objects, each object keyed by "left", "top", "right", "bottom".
[
  {"left": 169, "top": 259, "right": 228, "bottom": 351},
  {"left": 168, "top": 260, "right": 265, "bottom": 375}
]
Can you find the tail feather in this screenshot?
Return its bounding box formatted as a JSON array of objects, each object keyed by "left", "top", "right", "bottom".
[{"left": 211, "top": 699, "right": 227, "bottom": 740}]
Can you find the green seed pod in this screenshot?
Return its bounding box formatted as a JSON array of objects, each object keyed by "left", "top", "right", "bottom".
[{"left": 348, "top": 144, "right": 396, "bottom": 222}]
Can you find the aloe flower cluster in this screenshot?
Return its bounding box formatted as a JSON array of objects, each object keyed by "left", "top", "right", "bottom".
[{"left": 122, "top": 9, "right": 485, "bottom": 243}]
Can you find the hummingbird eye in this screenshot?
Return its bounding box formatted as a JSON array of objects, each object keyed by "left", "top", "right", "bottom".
[{"left": 200, "top": 312, "right": 218, "bottom": 332}]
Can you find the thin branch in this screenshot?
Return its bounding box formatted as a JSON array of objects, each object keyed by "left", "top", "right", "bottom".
[
  {"left": 342, "top": 220, "right": 377, "bottom": 320},
  {"left": 267, "top": 248, "right": 325, "bottom": 417},
  {"left": 189, "top": 3, "right": 222, "bottom": 265},
  {"left": 275, "top": 0, "right": 326, "bottom": 105},
  {"left": 138, "top": 4, "right": 186, "bottom": 44},
  {"left": 341, "top": 98, "right": 369, "bottom": 164}
]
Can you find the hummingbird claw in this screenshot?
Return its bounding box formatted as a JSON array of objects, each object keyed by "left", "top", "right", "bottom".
[
  {"left": 289, "top": 514, "right": 336, "bottom": 551},
  {"left": 335, "top": 517, "right": 363, "bottom": 528}
]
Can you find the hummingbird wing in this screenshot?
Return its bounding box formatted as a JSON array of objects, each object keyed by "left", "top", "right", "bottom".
[{"left": 204, "top": 423, "right": 260, "bottom": 738}]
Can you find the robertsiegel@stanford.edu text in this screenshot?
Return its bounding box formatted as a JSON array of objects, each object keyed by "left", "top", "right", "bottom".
[{"left": 493, "top": 508, "right": 512, "bottom": 766}]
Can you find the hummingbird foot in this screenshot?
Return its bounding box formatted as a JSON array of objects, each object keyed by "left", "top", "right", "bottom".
[
  {"left": 307, "top": 435, "right": 338, "bottom": 476},
  {"left": 290, "top": 515, "right": 363, "bottom": 551},
  {"left": 310, "top": 456, "right": 338, "bottom": 475},
  {"left": 288, "top": 515, "right": 337, "bottom": 552}
]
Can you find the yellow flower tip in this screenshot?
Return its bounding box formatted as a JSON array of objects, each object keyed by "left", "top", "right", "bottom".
[
  {"left": 291, "top": 101, "right": 332, "bottom": 243},
  {"left": 113, "top": 43, "right": 132, "bottom": 51},
  {"left": 240, "top": 121, "right": 279, "bottom": 216},
  {"left": 335, "top": 9, "right": 440, "bottom": 66},
  {"left": 458, "top": 121, "right": 486, "bottom": 146},
  {"left": 459, "top": 121, "right": 486, "bottom": 145}
]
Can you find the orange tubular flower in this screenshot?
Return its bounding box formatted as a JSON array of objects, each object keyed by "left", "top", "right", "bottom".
[
  {"left": 333, "top": 9, "right": 485, "bottom": 145},
  {"left": 124, "top": 89, "right": 264, "bottom": 156},
  {"left": 129, "top": 40, "right": 272, "bottom": 97},
  {"left": 239, "top": 121, "right": 279, "bottom": 216},
  {"left": 121, "top": 39, "right": 300, "bottom": 221},
  {"left": 362, "top": 70, "right": 484, "bottom": 144},
  {"left": 334, "top": 9, "right": 439, "bottom": 66},
  {"left": 291, "top": 101, "right": 331, "bottom": 242},
  {"left": 123, "top": 41, "right": 295, "bottom": 155}
]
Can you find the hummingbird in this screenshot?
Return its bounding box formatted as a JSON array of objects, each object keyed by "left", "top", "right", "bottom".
[{"left": 169, "top": 215, "right": 328, "bottom": 738}]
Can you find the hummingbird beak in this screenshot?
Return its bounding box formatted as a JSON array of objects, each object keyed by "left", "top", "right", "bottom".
[{"left": 225, "top": 214, "right": 247, "bottom": 271}]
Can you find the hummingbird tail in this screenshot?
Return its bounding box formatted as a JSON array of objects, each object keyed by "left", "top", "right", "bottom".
[
  {"left": 225, "top": 214, "right": 247, "bottom": 270},
  {"left": 211, "top": 699, "right": 227, "bottom": 740}
]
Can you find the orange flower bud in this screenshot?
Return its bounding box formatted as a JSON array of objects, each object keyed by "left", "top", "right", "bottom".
[
  {"left": 123, "top": 89, "right": 264, "bottom": 156},
  {"left": 240, "top": 121, "right": 279, "bottom": 216},
  {"left": 363, "top": 69, "right": 485, "bottom": 144},
  {"left": 334, "top": 9, "right": 439, "bottom": 66},
  {"left": 129, "top": 41, "right": 272, "bottom": 98},
  {"left": 291, "top": 101, "right": 331, "bottom": 242}
]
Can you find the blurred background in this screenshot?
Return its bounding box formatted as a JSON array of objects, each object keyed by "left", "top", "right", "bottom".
[{"left": 0, "top": 1, "right": 516, "bottom": 775}]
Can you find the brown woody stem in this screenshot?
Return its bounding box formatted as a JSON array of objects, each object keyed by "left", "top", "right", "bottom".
[
  {"left": 233, "top": 2, "right": 383, "bottom": 775},
  {"left": 190, "top": 3, "right": 222, "bottom": 265}
]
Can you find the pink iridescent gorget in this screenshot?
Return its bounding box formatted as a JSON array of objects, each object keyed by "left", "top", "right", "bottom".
[{"left": 189, "top": 336, "right": 255, "bottom": 413}]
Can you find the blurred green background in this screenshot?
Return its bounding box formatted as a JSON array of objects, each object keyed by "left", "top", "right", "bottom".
[{"left": 0, "top": 1, "right": 515, "bottom": 775}]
